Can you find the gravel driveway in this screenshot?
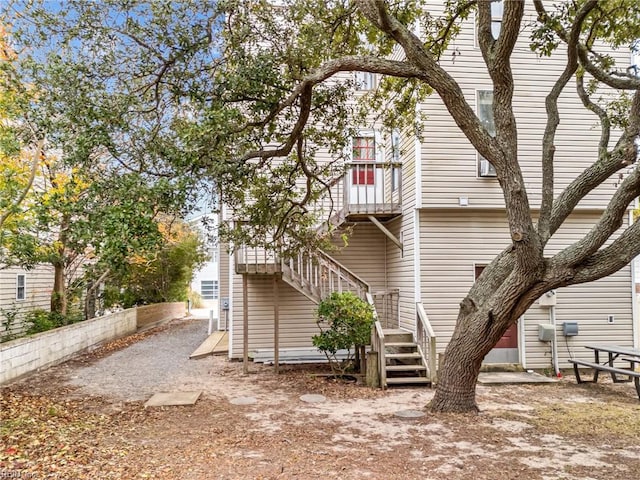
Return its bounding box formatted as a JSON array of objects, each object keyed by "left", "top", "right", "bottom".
[{"left": 67, "top": 318, "right": 216, "bottom": 402}]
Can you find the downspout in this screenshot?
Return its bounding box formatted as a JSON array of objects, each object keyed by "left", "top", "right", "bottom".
[
  {"left": 227, "top": 215, "right": 235, "bottom": 360},
  {"left": 413, "top": 107, "right": 423, "bottom": 306},
  {"left": 519, "top": 316, "right": 527, "bottom": 370},
  {"left": 549, "top": 304, "right": 560, "bottom": 377}
]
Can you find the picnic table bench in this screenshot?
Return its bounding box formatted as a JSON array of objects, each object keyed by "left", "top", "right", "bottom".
[{"left": 568, "top": 344, "right": 640, "bottom": 399}]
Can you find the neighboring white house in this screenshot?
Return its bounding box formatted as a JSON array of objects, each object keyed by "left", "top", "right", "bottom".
[
  {"left": 0, "top": 265, "right": 54, "bottom": 340},
  {"left": 216, "top": 3, "right": 639, "bottom": 383},
  {"left": 189, "top": 213, "right": 219, "bottom": 309}
]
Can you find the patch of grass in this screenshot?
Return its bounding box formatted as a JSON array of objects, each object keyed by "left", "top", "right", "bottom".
[{"left": 534, "top": 402, "right": 640, "bottom": 439}]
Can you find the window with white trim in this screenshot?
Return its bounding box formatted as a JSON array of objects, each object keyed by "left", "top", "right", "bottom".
[
  {"left": 490, "top": 1, "right": 503, "bottom": 39},
  {"left": 391, "top": 130, "right": 401, "bottom": 192},
  {"left": 209, "top": 247, "right": 218, "bottom": 263},
  {"left": 201, "top": 280, "right": 218, "bottom": 300},
  {"left": 354, "top": 71, "right": 377, "bottom": 90},
  {"left": 16, "top": 274, "right": 25, "bottom": 301},
  {"left": 631, "top": 40, "right": 640, "bottom": 76},
  {"left": 475, "top": 1, "right": 503, "bottom": 46},
  {"left": 352, "top": 136, "right": 376, "bottom": 185},
  {"left": 477, "top": 90, "right": 497, "bottom": 177}
]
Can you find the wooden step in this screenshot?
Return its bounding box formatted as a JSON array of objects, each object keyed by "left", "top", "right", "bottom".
[
  {"left": 385, "top": 352, "right": 422, "bottom": 360},
  {"left": 382, "top": 329, "right": 414, "bottom": 343},
  {"left": 386, "top": 377, "right": 431, "bottom": 385},
  {"left": 385, "top": 364, "right": 427, "bottom": 372},
  {"left": 385, "top": 342, "right": 418, "bottom": 348}
]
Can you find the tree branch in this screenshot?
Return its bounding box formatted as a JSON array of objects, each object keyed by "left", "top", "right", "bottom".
[
  {"left": 548, "top": 90, "right": 640, "bottom": 234},
  {"left": 578, "top": 45, "right": 640, "bottom": 91},
  {"left": 354, "top": 0, "right": 499, "bottom": 164},
  {"left": 0, "top": 138, "right": 43, "bottom": 230},
  {"left": 537, "top": 0, "right": 598, "bottom": 244},
  {"left": 553, "top": 164, "right": 640, "bottom": 268},
  {"left": 230, "top": 53, "right": 425, "bottom": 167},
  {"left": 570, "top": 218, "right": 640, "bottom": 285}
]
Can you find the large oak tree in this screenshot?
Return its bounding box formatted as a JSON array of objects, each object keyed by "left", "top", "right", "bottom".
[{"left": 4, "top": 0, "right": 640, "bottom": 412}]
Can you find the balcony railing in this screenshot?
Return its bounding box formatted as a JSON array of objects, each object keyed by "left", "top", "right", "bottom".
[{"left": 313, "top": 162, "right": 402, "bottom": 225}]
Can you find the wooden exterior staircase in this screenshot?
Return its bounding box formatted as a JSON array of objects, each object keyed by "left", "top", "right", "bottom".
[
  {"left": 236, "top": 245, "right": 370, "bottom": 305},
  {"left": 381, "top": 329, "right": 430, "bottom": 385},
  {"left": 280, "top": 249, "right": 369, "bottom": 304},
  {"left": 372, "top": 303, "right": 437, "bottom": 388}
]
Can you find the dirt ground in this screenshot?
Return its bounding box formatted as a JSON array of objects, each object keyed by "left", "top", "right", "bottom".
[{"left": 2, "top": 317, "right": 640, "bottom": 480}]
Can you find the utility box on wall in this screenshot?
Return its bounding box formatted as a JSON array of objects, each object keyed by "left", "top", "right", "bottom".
[
  {"left": 562, "top": 322, "right": 579, "bottom": 336},
  {"left": 538, "top": 324, "right": 555, "bottom": 342}
]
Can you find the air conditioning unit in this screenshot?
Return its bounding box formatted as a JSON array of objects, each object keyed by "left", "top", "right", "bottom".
[{"left": 479, "top": 159, "right": 497, "bottom": 177}]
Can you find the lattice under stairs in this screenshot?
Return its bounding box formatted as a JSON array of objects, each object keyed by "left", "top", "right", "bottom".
[{"left": 381, "top": 328, "right": 431, "bottom": 386}]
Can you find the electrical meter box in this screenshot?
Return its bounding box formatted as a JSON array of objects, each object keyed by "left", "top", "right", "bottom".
[
  {"left": 562, "top": 322, "right": 579, "bottom": 337},
  {"left": 221, "top": 297, "right": 230, "bottom": 311},
  {"left": 538, "top": 324, "right": 555, "bottom": 342}
]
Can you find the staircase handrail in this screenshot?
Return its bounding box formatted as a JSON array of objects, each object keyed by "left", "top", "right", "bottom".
[
  {"left": 317, "top": 250, "right": 370, "bottom": 293},
  {"left": 416, "top": 302, "right": 437, "bottom": 384},
  {"left": 367, "top": 292, "right": 386, "bottom": 388},
  {"left": 279, "top": 248, "right": 371, "bottom": 303}
]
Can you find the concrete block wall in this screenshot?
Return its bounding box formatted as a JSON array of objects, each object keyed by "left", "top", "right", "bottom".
[{"left": 0, "top": 308, "right": 137, "bottom": 384}]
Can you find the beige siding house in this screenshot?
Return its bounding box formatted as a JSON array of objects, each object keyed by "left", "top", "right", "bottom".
[
  {"left": 0, "top": 265, "right": 54, "bottom": 340},
  {"left": 217, "top": 4, "right": 637, "bottom": 383}
]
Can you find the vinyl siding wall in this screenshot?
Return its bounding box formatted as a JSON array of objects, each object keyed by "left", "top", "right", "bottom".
[
  {"left": 420, "top": 210, "right": 634, "bottom": 368},
  {"left": 229, "top": 224, "right": 391, "bottom": 358},
  {"left": 385, "top": 128, "right": 418, "bottom": 332},
  {"left": 230, "top": 274, "right": 318, "bottom": 358},
  {"left": 0, "top": 265, "right": 54, "bottom": 338},
  {"left": 420, "top": 2, "right": 629, "bottom": 210}
]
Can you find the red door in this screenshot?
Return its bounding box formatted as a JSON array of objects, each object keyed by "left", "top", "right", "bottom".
[{"left": 494, "top": 323, "right": 518, "bottom": 348}]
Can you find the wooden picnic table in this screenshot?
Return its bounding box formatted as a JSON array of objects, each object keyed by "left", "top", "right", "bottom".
[{"left": 568, "top": 344, "right": 640, "bottom": 399}]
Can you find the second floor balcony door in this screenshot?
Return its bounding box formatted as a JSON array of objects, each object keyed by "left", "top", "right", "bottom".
[{"left": 349, "top": 136, "right": 383, "bottom": 207}]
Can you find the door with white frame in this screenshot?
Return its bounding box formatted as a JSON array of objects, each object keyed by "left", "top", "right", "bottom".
[{"left": 348, "top": 134, "right": 383, "bottom": 207}]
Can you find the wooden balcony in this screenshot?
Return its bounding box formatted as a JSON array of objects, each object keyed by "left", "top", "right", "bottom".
[
  {"left": 315, "top": 162, "right": 403, "bottom": 224},
  {"left": 235, "top": 161, "right": 403, "bottom": 276}
]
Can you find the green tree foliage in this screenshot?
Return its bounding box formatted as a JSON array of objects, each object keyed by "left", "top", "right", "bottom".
[
  {"left": 0, "top": 24, "right": 42, "bottom": 268},
  {"left": 4, "top": 0, "right": 640, "bottom": 412},
  {"left": 313, "top": 292, "right": 374, "bottom": 375},
  {"left": 104, "top": 219, "right": 206, "bottom": 308}
]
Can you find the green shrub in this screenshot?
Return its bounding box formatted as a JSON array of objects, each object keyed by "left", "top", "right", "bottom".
[
  {"left": 312, "top": 291, "right": 374, "bottom": 375},
  {"left": 0, "top": 308, "right": 19, "bottom": 343},
  {"left": 188, "top": 290, "right": 205, "bottom": 309},
  {"left": 25, "top": 309, "right": 83, "bottom": 335}
]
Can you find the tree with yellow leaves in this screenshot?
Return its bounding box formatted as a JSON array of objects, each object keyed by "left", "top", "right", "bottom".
[{"left": 0, "top": 23, "right": 43, "bottom": 267}]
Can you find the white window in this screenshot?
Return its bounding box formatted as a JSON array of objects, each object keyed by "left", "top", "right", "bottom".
[
  {"left": 390, "top": 130, "right": 401, "bottom": 192},
  {"left": 490, "top": 1, "right": 503, "bottom": 39},
  {"left": 477, "top": 90, "right": 497, "bottom": 177},
  {"left": 201, "top": 280, "right": 218, "bottom": 300},
  {"left": 631, "top": 40, "right": 640, "bottom": 76},
  {"left": 209, "top": 247, "right": 218, "bottom": 263},
  {"left": 16, "top": 274, "right": 25, "bottom": 301},
  {"left": 354, "top": 71, "right": 377, "bottom": 90},
  {"left": 475, "top": 1, "right": 503, "bottom": 46}
]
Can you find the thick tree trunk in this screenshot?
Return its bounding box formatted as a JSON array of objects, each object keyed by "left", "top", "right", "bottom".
[
  {"left": 85, "top": 280, "right": 96, "bottom": 320},
  {"left": 429, "top": 332, "right": 485, "bottom": 412},
  {"left": 429, "top": 283, "right": 535, "bottom": 413},
  {"left": 51, "top": 214, "right": 70, "bottom": 317},
  {"left": 51, "top": 261, "right": 67, "bottom": 316}
]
